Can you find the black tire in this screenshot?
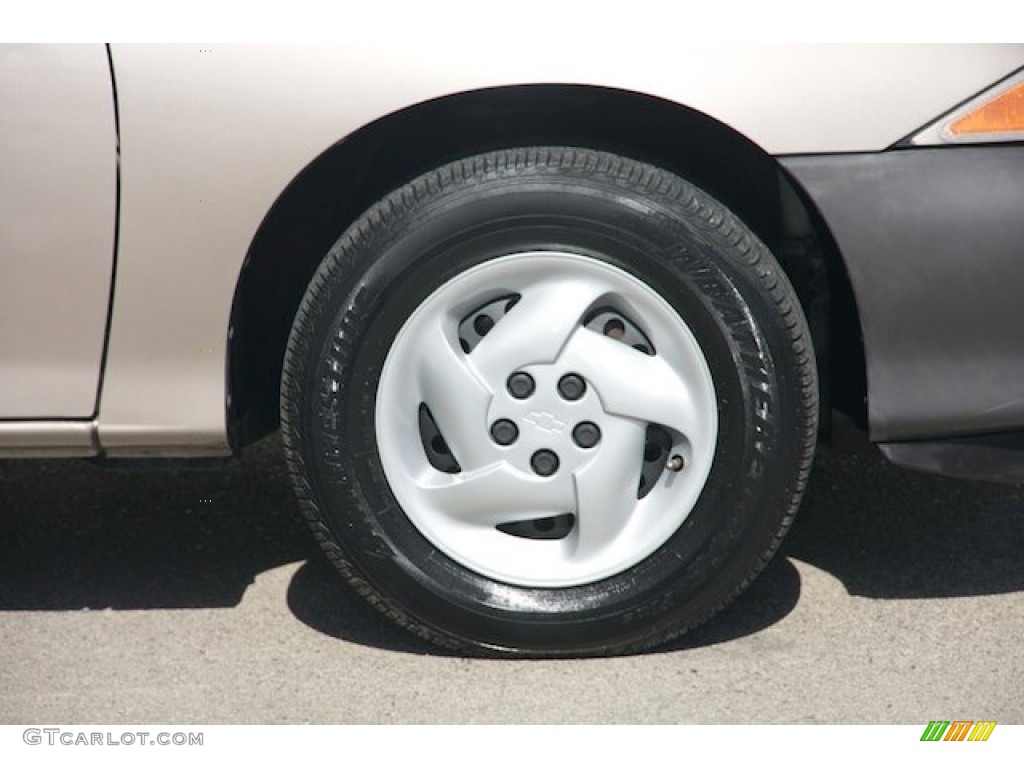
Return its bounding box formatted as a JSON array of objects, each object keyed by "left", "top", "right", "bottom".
[{"left": 281, "top": 147, "right": 817, "bottom": 656}]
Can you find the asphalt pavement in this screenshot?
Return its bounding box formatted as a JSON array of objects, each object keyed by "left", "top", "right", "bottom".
[{"left": 2, "top": 433, "right": 1023, "bottom": 724}]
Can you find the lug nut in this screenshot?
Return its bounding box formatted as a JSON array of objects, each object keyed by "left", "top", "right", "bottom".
[
  {"left": 530, "top": 449, "right": 560, "bottom": 477},
  {"left": 507, "top": 372, "right": 535, "bottom": 399},
  {"left": 666, "top": 454, "right": 685, "bottom": 472},
  {"left": 490, "top": 419, "right": 518, "bottom": 446},
  {"left": 473, "top": 314, "right": 495, "bottom": 336},
  {"left": 572, "top": 421, "right": 601, "bottom": 449},
  {"left": 603, "top": 317, "right": 626, "bottom": 339},
  {"left": 557, "top": 373, "right": 586, "bottom": 401}
]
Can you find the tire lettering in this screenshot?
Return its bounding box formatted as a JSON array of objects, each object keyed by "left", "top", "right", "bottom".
[{"left": 621, "top": 592, "right": 674, "bottom": 625}]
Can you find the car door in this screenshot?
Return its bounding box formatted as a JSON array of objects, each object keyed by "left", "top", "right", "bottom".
[{"left": 0, "top": 44, "right": 116, "bottom": 418}]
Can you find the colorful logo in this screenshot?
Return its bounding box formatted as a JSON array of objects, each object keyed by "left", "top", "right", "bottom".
[{"left": 920, "top": 721, "right": 996, "bottom": 742}]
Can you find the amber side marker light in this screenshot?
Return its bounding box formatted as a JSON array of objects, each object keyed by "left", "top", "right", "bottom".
[{"left": 950, "top": 82, "right": 1024, "bottom": 136}]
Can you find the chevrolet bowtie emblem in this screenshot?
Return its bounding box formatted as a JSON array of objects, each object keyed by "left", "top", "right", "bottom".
[{"left": 523, "top": 412, "right": 566, "bottom": 434}]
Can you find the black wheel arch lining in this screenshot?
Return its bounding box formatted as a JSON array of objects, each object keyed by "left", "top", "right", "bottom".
[{"left": 227, "top": 84, "right": 866, "bottom": 450}]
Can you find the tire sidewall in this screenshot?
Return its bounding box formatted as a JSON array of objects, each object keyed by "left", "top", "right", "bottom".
[{"left": 292, "top": 153, "right": 810, "bottom": 654}]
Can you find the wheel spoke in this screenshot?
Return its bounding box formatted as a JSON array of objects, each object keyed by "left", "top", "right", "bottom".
[
  {"left": 413, "top": 317, "right": 495, "bottom": 469},
  {"left": 559, "top": 328, "right": 704, "bottom": 440},
  {"left": 471, "top": 278, "right": 607, "bottom": 387},
  {"left": 571, "top": 416, "right": 647, "bottom": 560},
  {"left": 375, "top": 249, "right": 720, "bottom": 589},
  {"left": 417, "top": 463, "right": 576, "bottom": 528}
]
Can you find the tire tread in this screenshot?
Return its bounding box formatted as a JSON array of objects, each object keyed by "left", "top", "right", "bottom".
[{"left": 280, "top": 147, "right": 817, "bottom": 657}]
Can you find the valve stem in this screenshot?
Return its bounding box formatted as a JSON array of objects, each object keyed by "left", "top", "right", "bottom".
[{"left": 666, "top": 454, "right": 685, "bottom": 472}]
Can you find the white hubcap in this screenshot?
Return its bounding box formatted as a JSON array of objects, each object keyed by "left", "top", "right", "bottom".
[{"left": 375, "top": 252, "right": 718, "bottom": 587}]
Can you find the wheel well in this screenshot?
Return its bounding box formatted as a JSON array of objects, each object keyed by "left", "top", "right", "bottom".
[{"left": 228, "top": 85, "right": 866, "bottom": 448}]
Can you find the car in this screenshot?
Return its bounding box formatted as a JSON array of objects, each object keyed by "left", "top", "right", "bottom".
[{"left": 3, "top": 42, "right": 1023, "bottom": 656}]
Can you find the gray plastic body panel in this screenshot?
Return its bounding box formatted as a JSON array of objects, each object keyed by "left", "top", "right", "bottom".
[
  {"left": 881, "top": 434, "right": 1024, "bottom": 484},
  {"left": 783, "top": 146, "right": 1024, "bottom": 442}
]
